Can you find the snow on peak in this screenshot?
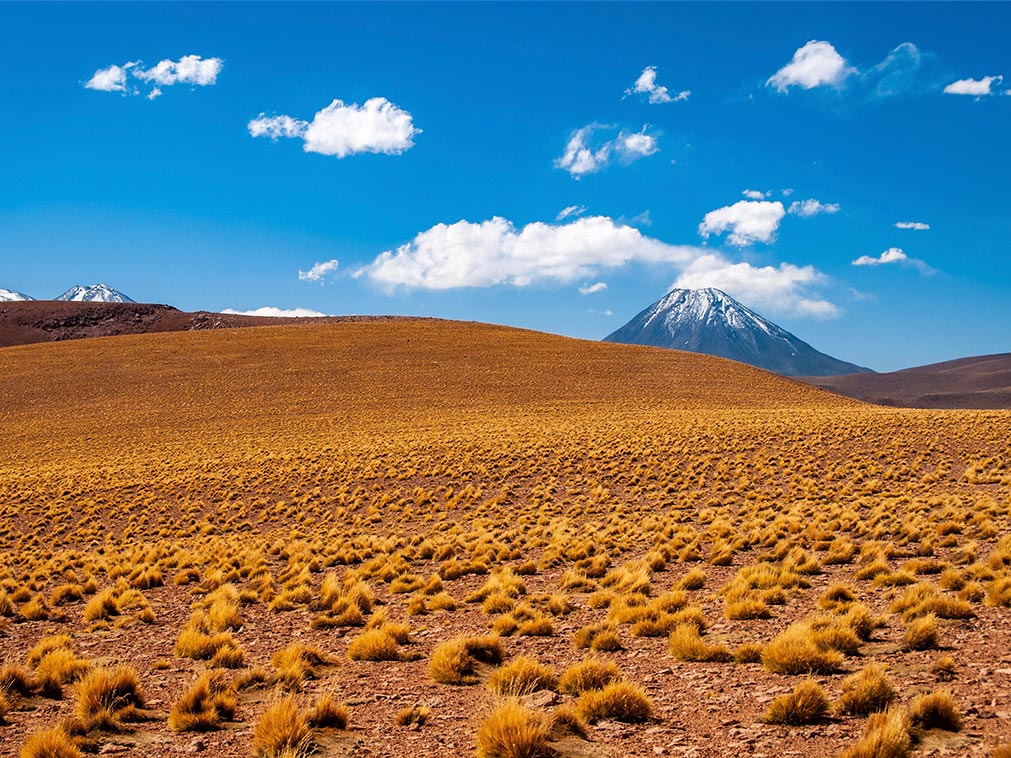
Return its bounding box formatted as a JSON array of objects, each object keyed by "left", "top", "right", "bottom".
[
  {"left": 0, "top": 287, "right": 36, "bottom": 302},
  {"left": 56, "top": 284, "right": 135, "bottom": 303}
]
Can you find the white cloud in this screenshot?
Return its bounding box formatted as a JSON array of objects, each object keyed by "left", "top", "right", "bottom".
[
  {"left": 852, "top": 247, "right": 933, "bottom": 274},
  {"left": 767, "top": 40, "right": 856, "bottom": 92},
  {"left": 221, "top": 307, "right": 327, "bottom": 318},
  {"left": 742, "top": 189, "right": 768, "bottom": 200},
  {"left": 248, "top": 114, "right": 308, "bottom": 140},
  {"left": 895, "top": 221, "right": 930, "bottom": 230},
  {"left": 556, "top": 205, "right": 587, "bottom": 221},
  {"left": 357, "top": 216, "right": 698, "bottom": 290},
  {"left": 555, "top": 124, "right": 659, "bottom": 178},
  {"left": 944, "top": 75, "right": 1003, "bottom": 96},
  {"left": 626, "top": 66, "right": 690, "bottom": 104},
  {"left": 617, "top": 129, "right": 659, "bottom": 160},
  {"left": 298, "top": 259, "right": 340, "bottom": 282},
  {"left": 579, "top": 282, "right": 608, "bottom": 295},
  {"left": 85, "top": 55, "right": 221, "bottom": 97},
  {"left": 782, "top": 188, "right": 794, "bottom": 196},
  {"left": 698, "top": 200, "right": 785, "bottom": 246},
  {"left": 134, "top": 55, "right": 222, "bottom": 86},
  {"left": 674, "top": 254, "right": 839, "bottom": 318},
  {"left": 788, "top": 198, "right": 841, "bottom": 217},
  {"left": 85, "top": 63, "right": 135, "bottom": 92},
  {"left": 249, "top": 97, "right": 419, "bottom": 158}
]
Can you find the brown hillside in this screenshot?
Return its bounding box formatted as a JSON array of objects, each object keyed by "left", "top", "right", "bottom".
[
  {"left": 0, "top": 299, "right": 408, "bottom": 348},
  {"left": 2, "top": 321, "right": 1011, "bottom": 758},
  {"left": 803, "top": 352, "right": 1011, "bottom": 409}
]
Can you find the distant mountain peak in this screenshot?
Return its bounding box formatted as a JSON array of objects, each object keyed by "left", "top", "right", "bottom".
[
  {"left": 0, "top": 287, "right": 36, "bottom": 302},
  {"left": 56, "top": 284, "right": 135, "bottom": 303},
  {"left": 605, "top": 287, "right": 872, "bottom": 377}
]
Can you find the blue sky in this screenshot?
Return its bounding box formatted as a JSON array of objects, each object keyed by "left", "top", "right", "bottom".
[{"left": 1, "top": 2, "right": 1009, "bottom": 371}]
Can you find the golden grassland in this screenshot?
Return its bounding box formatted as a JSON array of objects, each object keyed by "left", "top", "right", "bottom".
[{"left": 1, "top": 319, "right": 1011, "bottom": 757}]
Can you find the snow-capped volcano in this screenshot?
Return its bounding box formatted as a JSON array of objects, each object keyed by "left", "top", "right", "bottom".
[
  {"left": 56, "top": 284, "right": 135, "bottom": 303},
  {"left": 0, "top": 288, "right": 36, "bottom": 302},
  {"left": 604, "top": 287, "right": 872, "bottom": 377}
]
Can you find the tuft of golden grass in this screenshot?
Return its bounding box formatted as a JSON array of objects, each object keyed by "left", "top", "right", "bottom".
[
  {"left": 307, "top": 693, "right": 349, "bottom": 729},
  {"left": 19, "top": 726, "right": 83, "bottom": 758},
  {"left": 908, "top": 690, "right": 962, "bottom": 733},
  {"left": 397, "top": 704, "right": 431, "bottom": 727},
  {"left": 557, "top": 658, "right": 621, "bottom": 696},
  {"left": 253, "top": 696, "right": 316, "bottom": 758},
  {"left": 475, "top": 700, "right": 553, "bottom": 758},
  {"left": 429, "top": 635, "right": 505, "bottom": 685},
  {"left": 761, "top": 625, "right": 843, "bottom": 675},
  {"left": 168, "top": 670, "right": 237, "bottom": 731},
  {"left": 904, "top": 614, "right": 939, "bottom": 650},
  {"left": 576, "top": 681, "right": 653, "bottom": 724},
  {"left": 487, "top": 656, "right": 557, "bottom": 696},
  {"left": 668, "top": 623, "right": 732, "bottom": 663},
  {"left": 346, "top": 628, "right": 403, "bottom": 662},
  {"left": 271, "top": 642, "right": 331, "bottom": 690},
  {"left": 839, "top": 708, "right": 911, "bottom": 758},
  {"left": 762, "top": 679, "right": 829, "bottom": 725},
  {"left": 836, "top": 664, "right": 896, "bottom": 716},
  {"left": 74, "top": 665, "right": 145, "bottom": 730}
]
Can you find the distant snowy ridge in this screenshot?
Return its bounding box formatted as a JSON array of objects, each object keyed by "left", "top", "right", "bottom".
[
  {"left": 56, "top": 284, "right": 135, "bottom": 303},
  {"left": 605, "top": 287, "right": 872, "bottom": 377},
  {"left": 0, "top": 288, "right": 36, "bottom": 302}
]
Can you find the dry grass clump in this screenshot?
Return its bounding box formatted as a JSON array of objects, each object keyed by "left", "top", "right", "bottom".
[
  {"left": 668, "top": 623, "right": 732, "bottom": 662},
  {"left": 903, "top": 614, "right": 939, "bottom": 650},
  {"left": 931, "top": 655, "right": 956, "bottom": 681},
  {"left": 557, "top": 658, "right": 621, "bottom": 696},
  {"left": 346, "top": 628, "right": 404, "bottom": 662},
  {"left": 308, "top": 693, "right": 349, "bottom": 729},
  {"left": 762, "top": 679, "right": 829, "bottom": 725},
  {"left": 475, "top": 700, "right": 553, "bottom": 758},
  {"left": 576, "top": 681, "right": 653, "bottom": 724},
  {"left": 839, "top": 708, "right": 911, "bottom": 758},
  {"left": 168, "top": 670, "right": 237, "bottom": 731},
  {"left": 272, "top": 642, "right": 331, "bottom": 690},
  {"left": 397, "top": 704, "right": 431, "bottom": 726},
  {"left": 253, "top": 696, "right": 316, "bottom": 758},
  {"left": 487, "top": 656, "right": 557, "bottom": 695},
  {"left": 836, "top": 664, "right": 896, "bottom": 716},
  {"left": 908, "top": 690, "right": 962, "bottom": 732},
  {"left": 74, "top": 665, "right": 146, "bottom": 730},
  {"left": 19, "top": 726, "right": 83, "bottom": 758},
  {"left": 429, "top": 635, "right": 505, "bottom": 685},
  {"left": 35, "top": 647, "right": 91, "bottom": 697},
  {"left": 890, "top": 584, "right": 975, "bottom": 621},
  {"left": 761, "top": 623, "right": 844, "bottom": 675},
  {"left": 1, "top": 663, "right": 38, "bottom": 696},
  {"left": 174, "top": 613, "right": 245, "bottom": 667}
]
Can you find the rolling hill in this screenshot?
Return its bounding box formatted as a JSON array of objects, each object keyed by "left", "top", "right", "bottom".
[{"left": 802, "top": 352, "right": 1011, "bottom": 409}]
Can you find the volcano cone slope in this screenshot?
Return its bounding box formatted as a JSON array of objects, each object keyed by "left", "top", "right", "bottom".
[{"left": 2, "top": 320, "right": 1010, "bottom": 758}]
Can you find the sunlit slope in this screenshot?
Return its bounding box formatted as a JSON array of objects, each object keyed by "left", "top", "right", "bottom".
[{"left": 0, "top": 319, "right": 853, "bottom": 461}]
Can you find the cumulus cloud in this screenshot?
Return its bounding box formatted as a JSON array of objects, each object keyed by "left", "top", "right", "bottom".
[
  {"left": 298, "top": 259, "right": 340, "bottom": 282},
  {"left": 579, "top": 282, "right": 608, "bottom": 295},
  {"left": 248, "top": 114, "right": 308, "bottom": 140},
  {"left": 555, "top": 124, "right": 659, "bottom": 178},
  {"left": 249, "top": 97, "right": 419, "bottom": 158},
  {"left": 895, "top": 221, "right": 930, "bottom": 230},
  {"left": 852, "top": 247, "right": 933, "bottom": 273},
  {"left": 134, "top": 55, "right": 222, "bottom": 86},
  {"left": 221, "top": 307, "right": 327, "bottom": 318},
  {"left": 767, "top": 40, "right": 856, "bottom": 92},
  {"left": 742, "top": 189, "right": 769, "bottom": 200},
  {"left": 626, "top": 66, "right": 690, "bottom": 104},
  {"left": 944, "top": 75, "right": 1003, "bottom": 96},
  {"left": 674, "top": 254, "right": 839, "bottom": 318},
  {"left": 357, "top": 216, "right": 698, "bottom": 290},
  {"left": 85, "top": 63, "right": 135, "bottom": 92},
  {"left": 788, "top": 198, "right": 841, "bottom": 217},
  {"left": 698, "top": 200, "right": 786, "bottom": 246},
  {"left": 85, "top": 55, "right": 221, "bottom": 97},
  {"left": 556, "top": 205, "right": 587, "bottom": 221}
]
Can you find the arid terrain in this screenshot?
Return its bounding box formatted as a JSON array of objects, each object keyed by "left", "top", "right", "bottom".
[
  {"left": 2, "top": 320, "right": 1011, "bottom": 758},
  {"left": 803, "top": 354, "right": 1011, "bottom": 410}
]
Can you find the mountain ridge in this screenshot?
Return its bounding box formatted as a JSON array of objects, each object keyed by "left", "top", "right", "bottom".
[{"left": 604, "top": 287, "right": 872, "bottom": 377}]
